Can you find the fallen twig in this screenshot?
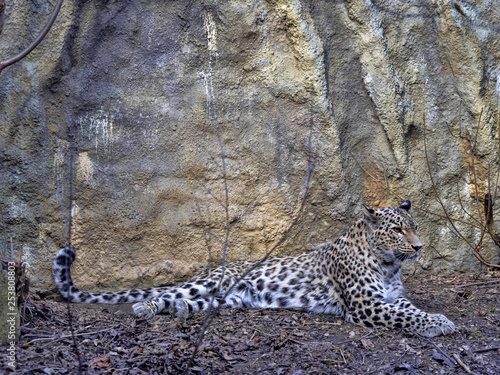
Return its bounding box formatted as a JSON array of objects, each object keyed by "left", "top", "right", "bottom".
[
  {"left": 452, "top": 353, "right": 472, "bottom": 374},
  {"left": 473, "top": 346, "right": 500, "bottom": 353},
  {"left": 367, "top": 349, "right": 408, "bottom": 375},
  {"left": 285, "top": 337, "right": 305, "bottom": 345},
  {"left": 417, "top": 334, "right": 456, "bottom": 368},
  {"left": 25, "top": 328, "right": 112, "bottom": 345},
  {"left": 454, "top": 279, "right": 500, "bottom": 288},
  {"left": 339, "top": 348, "right": 347, "bottom": 364}
]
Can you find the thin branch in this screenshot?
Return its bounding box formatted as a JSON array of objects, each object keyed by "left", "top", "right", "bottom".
[
  {"left": 214, "top": 121, "right": 230, "bottom": 298},
  {"left": 347, "top": 149, "right": 480, "bottom": 229},
  {"left": 423, "top": 116, "right": 477, "bottom": 250},
  {"left": 426, "top": 244, "right": 453, "bottom": 261},
  {"left": 186, "top": 159, "right": 315, "bottom": 374},
  {"left": 61, "top": 105, "right": 84, "bottom": 374},
  {"left": 423, "top": 115, "right": 500, "bottom": 269},
  {"left": 0, "top": 1, "right": 5, "bottom": 35},
  {"left": 494, "top": 123, "right": 500, "bottom": 201},
  {"left": 228, "top": 181, "right": 278, "bottom": 230},
  {"left": 444, "top": 121, "right": 460, "bottom": 139},
  {"left": 201, "top": 183, "right": 226, "bottom": 211},
  {"left": 470, "top": 108, "right": 483, "bottom": 153},
  {"left": 43, "top": 143, "right": 139, "bottom": 228},
  {"left": 277, "top": 174, "right": 293, "bottom": 215},
  {"left": 202, "top": 226, "right": 223, "bottom": 246},
  {"left": 66, "top": 105, "right": 75, "bottom": 247},
  {"left": 469, "top": 109, "right": 487, "bottom": 245},
  {"left": 55, "top": 171, "right": 70, "bottom": 234},
  {"left": 473, "top": 346, "right": 500, "bottom": 353},
  {"left": 226, "top": 171, "right": 242, "bottom": 194},
  {"left": 222, "top": 156, "right": 315, "bottom": 303},
  {"left": 455, "top": 180, "right": 481, "bottom": 227},
  {"left": 485, "top": 111, "right": 500, "bottom": 247},
  {"left": 25, "top": 329, "right": 111, "bottom": 345},
  {"left": 184, "top": 147, "right": 316, "bottom": 375},
  {"left": 466, "top": 111, "right": 500, "bottom": 267},
  {"left": 471, "top": 245, "right": 498, "bottom": 267},
  {"left": 458, "top": 101, "right": 463, "bottom": 138},
  {"left": 184, "top": 42, "right": 230, "bottom": 373},
  {"left": 74, "top": 195, "right": 121, "bottom": 251},
  {"left": 0, "top": 0, "right": 65, "bottom": 73},
  {"left": 183, "top": 24, "right": 319, "bottom": 371},
  {"left": 454, "top": 279, "right": 500, "bottom": 288},
  {"left": 418, "top": 334, "right": 457, "bottom": 368},
  {"left": 452, "top": 353, "right": 472, "bottom": 374}
]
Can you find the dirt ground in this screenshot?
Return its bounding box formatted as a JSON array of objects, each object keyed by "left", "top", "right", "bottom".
[{"left": 2, "top": 271, "right": 499, "bottom": 375}]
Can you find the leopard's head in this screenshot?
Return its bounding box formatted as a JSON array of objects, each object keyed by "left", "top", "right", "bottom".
[{"left": 364, "top": 200, "right": 422, "bottom": 262}]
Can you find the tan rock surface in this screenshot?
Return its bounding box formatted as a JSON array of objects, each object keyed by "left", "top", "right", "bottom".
[{"left": 1, "top": 1, "right": 499, "bottom": 293}]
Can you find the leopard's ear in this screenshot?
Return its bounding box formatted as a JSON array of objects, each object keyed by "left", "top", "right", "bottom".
[
  {"left": 363, "top": 205, "right": 378, "bottom": 224},
  {"left": 399, "top": 200, "right": 411, "bottom": 211}
]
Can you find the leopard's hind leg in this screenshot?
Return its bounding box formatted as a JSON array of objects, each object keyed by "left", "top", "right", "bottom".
[
  {"left": 133, "top": 277, "right": 226, "bottom": 320},
  {"left": 132, "top": 261, "right": 256, "bottom": 319},
  {"left": 133, "top": 294, "right": 225, "bottom": 320}
]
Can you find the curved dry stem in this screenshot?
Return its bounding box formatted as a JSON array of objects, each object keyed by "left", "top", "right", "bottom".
[
  {"left": 347, "top": 150, "right": 481, "bottom": 229},
  {"left": 55, "top": 106, "right": 84, "bottom": 374},
  {"left": 423, "top": 116, "right": 475, "bottom": 250},
  {"left": 184, "top": 116, "right": 316, "bottom": 374},
  {"left": 456, "top": 180, "right": 481, "bottom": 227},
  {"left": 423, "top": 115, "right": 499, "bottom": 269},
  {"left": 0, "top": 0, "right": 64, "bottom": 73},
  {"left": 469, "top": 109, "right": 488, "bottom": 246},
  {"left": 472, "top": 243, "right": 499, "bottom": 268}
]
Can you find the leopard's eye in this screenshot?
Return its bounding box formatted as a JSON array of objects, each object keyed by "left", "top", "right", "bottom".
[{"left": 393, "top": 227, "right": 403, "bottom": 234}]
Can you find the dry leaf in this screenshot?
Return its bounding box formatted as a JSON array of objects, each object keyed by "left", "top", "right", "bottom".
[{"left": 89, "top": 356, "right": 112, "bottom": 368}]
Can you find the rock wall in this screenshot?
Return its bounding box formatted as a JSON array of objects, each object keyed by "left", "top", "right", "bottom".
[{"left": 1, "top": 0, "right": 499, "bottom": 293}]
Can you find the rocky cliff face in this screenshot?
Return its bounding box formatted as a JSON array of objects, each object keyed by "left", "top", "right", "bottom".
[{"left": 1, "top": 0, "right": 499, "bottom": 292}]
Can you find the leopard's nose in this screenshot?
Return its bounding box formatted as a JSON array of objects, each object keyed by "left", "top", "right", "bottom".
[{"left": 412, "top": 244, "right": 422, "bottom": 251}]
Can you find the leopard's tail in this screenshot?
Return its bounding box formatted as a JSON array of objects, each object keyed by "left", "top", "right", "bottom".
[{"left": 53, "top": 247, "right": 163, "bottom": 304}]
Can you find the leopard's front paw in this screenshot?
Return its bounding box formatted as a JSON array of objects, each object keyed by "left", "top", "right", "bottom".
[{"left": 416, "top": 314, "right": 455, "bottom": 338}]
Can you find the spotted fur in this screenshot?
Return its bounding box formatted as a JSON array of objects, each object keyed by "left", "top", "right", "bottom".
[{"left": 53, "top": 200, "right": 455, "bottom": 337}]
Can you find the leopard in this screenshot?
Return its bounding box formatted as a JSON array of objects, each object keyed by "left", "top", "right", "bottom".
[{"left": 53, "top": 200, "right": 455, "bottom": 338}]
